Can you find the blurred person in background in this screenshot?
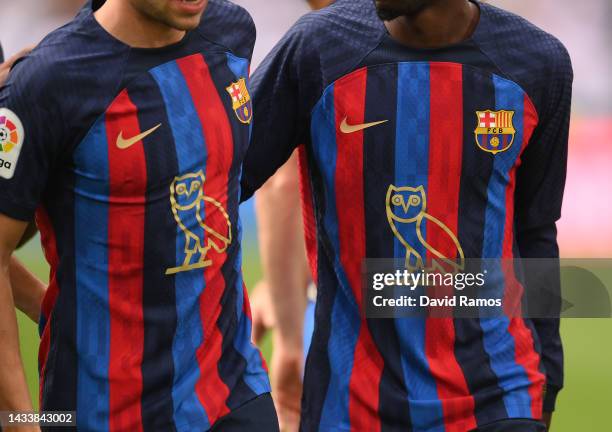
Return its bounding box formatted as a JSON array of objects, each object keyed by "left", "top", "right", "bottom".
[
  {"left": 0, "top": 1, "right": 276, "bottom": 432},
  {"left": 243, "top": 0, "right": 572, "bottom": 431},
  {"left": 0, "top": 0, "right": 84, "bottom": 58}
]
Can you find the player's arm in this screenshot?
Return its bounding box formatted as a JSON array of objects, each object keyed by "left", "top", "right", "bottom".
[
  {"left": 0, "top": 213, "right": 38, "bottom": 421},
  {"left": 242, "top": 17, "right": 320, "bottom": 432},
  {"left": 10, "top": 256, "right": 46, "bottom": 324},
  {"left": 0, "top": 43, "right": 64, "bottom": 427},
  {"left": 251, "top": 152, "right": 309, "bottom": 345},
  {"left": 241, "top": 23, "right": 309, "bottom": 202},
  {"left": 252, "top": 151, "right": 310, "bottom": 431},
  {"left": 1, "top": 47, "right": 45, "bottom": 325},
  {"left": 514, "top": 43, "right": 573, "bottom": 429},
  {"left": 10, "top": 221, "right": 45, "bottom": 324}
]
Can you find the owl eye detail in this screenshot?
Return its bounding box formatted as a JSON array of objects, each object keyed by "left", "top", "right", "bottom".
[
  {"left": 410, "top": 196, "right": 421, "bottom": 206},
  {"left": 392, "top": 195, "right": 403, "bottom": 206},
  {"left": 177, "top": 184, "right": 187, "bottom": 195},
  {"left": 191, "top": 181, "right": 202, "bottom": 193}
]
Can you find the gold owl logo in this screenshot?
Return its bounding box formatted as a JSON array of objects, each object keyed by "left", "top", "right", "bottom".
[
  {"left": 386, "top": 185, "right": 464, "bottom": 272},
  {"left": 165, "top": 170, "right": 232, "bottom": 275}
]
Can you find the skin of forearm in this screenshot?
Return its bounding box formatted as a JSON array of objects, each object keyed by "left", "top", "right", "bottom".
[
  {"left": 256, "top": 154, "right": 309, "bottom": 350},
  {"left": 0, "top": 261, "right": 35, "bottom": 412},
  {"left": 307, "top": 0, "right": 332, "bottom": 10},
  {"left": 10, "top": 257, "right": 46, "bottom": 323}
]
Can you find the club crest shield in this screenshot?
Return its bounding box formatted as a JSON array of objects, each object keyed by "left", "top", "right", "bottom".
[
  {"left": 474, "top": 110, "right": 516, "bottom": 154},
  {"left": 226, "top": 78, "right": 252, "bottom": 124}
]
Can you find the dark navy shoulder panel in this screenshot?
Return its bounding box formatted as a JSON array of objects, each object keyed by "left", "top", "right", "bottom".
[
  {"left": 254, "top": 0, "right": 385, "bottom": 110},
  {"left": 8, "top": 6, "right": 131, "bottom": 152},
  {"left": 473, "top": 2, "right": 573, "bottom": 118},
  {"left": 198, "top": 0, "right": 256, "bottom": 62}
]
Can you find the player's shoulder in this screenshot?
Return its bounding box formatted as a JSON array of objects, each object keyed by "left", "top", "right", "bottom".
[
  {"left": 196, "top": 0, "right": 256, "bottom": 61},
  {"left": 284, "top": 0, "right": 385, "bottom": 80},
  {"left": 477, "top": 2, "right": 572, "bottom": 74},
  {"left": 6, "top": 7, "right": 127, "bottom": 98},
  {"left": 475, "top": 2, "right": 572, "bottom": 114},
  {"left": 290, "top": 0, "right": 383, "bottom": 50},
  {"left": 2, "top": 27, "right": 74, "bottom": 103}
]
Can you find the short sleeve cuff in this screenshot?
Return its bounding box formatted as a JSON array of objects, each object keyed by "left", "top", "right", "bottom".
[{"left": 0, "top": 196, "right": 36, "bottom": 222}]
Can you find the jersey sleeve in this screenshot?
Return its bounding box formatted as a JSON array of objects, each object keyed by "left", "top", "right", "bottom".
[
  {"left": 0, "top": 53, "right": 66, "bottom": 221},
  {"left": 515, "top": 41, "right": 573, "bottom": 413},
  {"left": 515, "top": 43, "right": 573, "bottom": 229},
  {"left": 517, "top": 224, "right": 564, "bottom": 412},
  {"left": 198, "top": 0, "right": 256, "bottom": 62},
  {"left": 241, "top": 21, "right": 319, "bottom": 202}
]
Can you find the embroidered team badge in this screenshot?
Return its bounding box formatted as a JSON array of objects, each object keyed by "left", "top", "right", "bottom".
[
  {"left": 0, "top": 108, "right": 25, "bottom": 179},
  {"left": 226, "top": 78, "right": 252, "bottom": 124},
  {"left": 474, "top": 110, "right": 516, "bottom": 155}
]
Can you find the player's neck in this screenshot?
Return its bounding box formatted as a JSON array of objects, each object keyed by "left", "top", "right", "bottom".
[
  {"left": 94, "top": 0, "right": 186, "bottom": 49},
  {"left": 385, "top": 0, "right": 479, "bottom": 49}
]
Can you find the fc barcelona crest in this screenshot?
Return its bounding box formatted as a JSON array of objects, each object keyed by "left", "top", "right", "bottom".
[
  {"left": 226, "top": 78, "right": 252, "bottom": 124},
  {"left": 474, "top": 110, "right": 516, "bottom": 155}
]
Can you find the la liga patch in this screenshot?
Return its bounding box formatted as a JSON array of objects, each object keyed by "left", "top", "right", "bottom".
[{"left": 0, "top": 108, "right": 24, "bottom": 179}]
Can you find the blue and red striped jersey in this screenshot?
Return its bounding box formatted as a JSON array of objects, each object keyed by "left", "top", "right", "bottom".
[
  {"left": 244, "top": 0, "right": 572, "bottom": 430},
  {"left": 0, "top": 1, "right": 270, "bottom": 430}
]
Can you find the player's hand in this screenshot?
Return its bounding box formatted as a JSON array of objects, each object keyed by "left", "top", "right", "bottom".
[
  {"left": 4, "top": 426, "right": 41, "bottom": 432},
  {"left": 0, "top": 46, "right": 34, "bottom": 86},
  {"left": 542, "top": 412, "right": 552, "bottom": 430},
  {"left": 271, "top": 342, "right": 303, "bottom": 432},
  {"left": 250, "top": 280, "right": 276, "bottom": 345}
]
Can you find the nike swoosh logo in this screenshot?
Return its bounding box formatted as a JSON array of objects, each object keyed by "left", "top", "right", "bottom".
[
  {"left": 339, "top": 117, "right": 388, "bottom": 134},
  {"left": 116, "top": 123, "right": 162, "bottom": 149}
]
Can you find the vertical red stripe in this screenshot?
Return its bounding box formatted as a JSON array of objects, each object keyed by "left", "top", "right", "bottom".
[
  {"left": 503, "top": 95, "right": 545, "bottom": 419},
  {"left": 35, "top": 206, "right": 59, "bottom": 407},
  {"left": 105, "top": 90, "right": 146, "bottom": 432},
  {"left": 333, "top": 68, "right": 383, "bottom": 432},
  {"left": 298, "top": 145, "right": 318, "bottom": 282},
  {"left": 177, "top": 54, "right": 232, "bottom": 423},
  {"left": 426, "top": 63, "right": 477, "bottom": 432}
]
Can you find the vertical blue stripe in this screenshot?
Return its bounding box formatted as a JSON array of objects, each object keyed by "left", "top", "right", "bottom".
[
  {"left": 480, "top": 75, "right": 532, "bottom": 418},
  {"left": 311, "top": 86, "right": 360, "bottom": 429},
  {"left": 73, "top": 117, "right": 110, "bottom": 431},
  {"left": 227, "top": 51, "right": 271, "bottom": 394},
  {"left": 232, "top": 219, "right": 272, "bottom": 395},
  {"left": 151, "top": 62, "right": 211, "bottom": 431},
  {"left": 225, "top": 52, "right": 248, "bottom": 81},
  {"left": 393, "top": 63, "right": 445, "bottom": 432}
]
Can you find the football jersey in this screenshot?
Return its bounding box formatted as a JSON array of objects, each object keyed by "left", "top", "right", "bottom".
[
  {"left": 243, "top": 0, "right": 572, "bottom": 431},
  {"left": 0, "top": 1, "right": 269, "bottom": 431}
]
